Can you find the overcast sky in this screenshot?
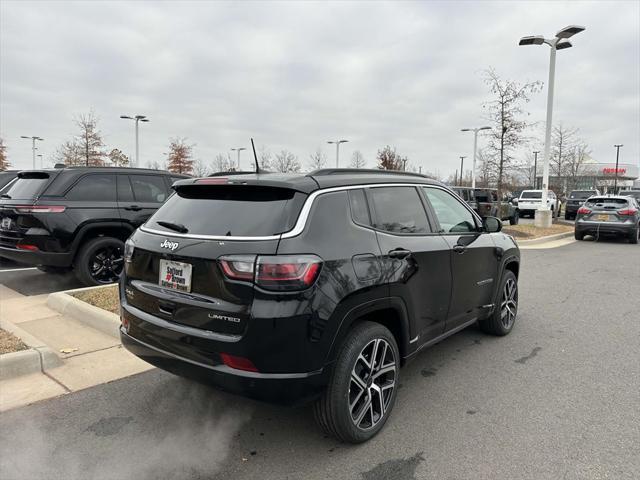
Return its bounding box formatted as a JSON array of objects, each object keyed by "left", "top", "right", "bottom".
[{"left": 1, "top": 0, "right": 638, "bottom": 176}]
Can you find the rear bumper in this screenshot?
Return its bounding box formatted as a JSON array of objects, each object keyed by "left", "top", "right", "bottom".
[
  {"left": 0, "top": 246, "right": 72, "bottom": 267},
  {"left": 121, "top": 327, "right": 329, "bottom": 405},
  {"left": 576, "top": 221, "right": 636, "bottom": 236}
]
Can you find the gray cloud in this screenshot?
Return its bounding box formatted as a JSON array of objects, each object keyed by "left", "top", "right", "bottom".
[{"left": 1, "top": 0, "right": 638, "bottom": 174}]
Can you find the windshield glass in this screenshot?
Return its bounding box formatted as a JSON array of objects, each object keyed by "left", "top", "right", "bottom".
[
  {"left": 147, "top": 185, "right": 306, "bottom": 237},
  {"left": 570, "top": 191, "right": 596, "bottom": 199},
  {"left": 520, "top": 191, "right": 542, "bottom": 199}
]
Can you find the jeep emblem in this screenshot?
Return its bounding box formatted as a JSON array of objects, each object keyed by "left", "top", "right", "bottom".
[{"left": 160, "top": 239, "right": 179, "bottom": 251}]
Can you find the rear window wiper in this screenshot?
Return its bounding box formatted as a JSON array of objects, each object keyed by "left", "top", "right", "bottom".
[{"left": 157, "top": 221, "right": 189, "bottom": 234}]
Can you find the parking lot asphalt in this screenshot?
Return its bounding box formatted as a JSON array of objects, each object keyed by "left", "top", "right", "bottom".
[
  {"left": 0, "top": 260, "right": 83, "bottom": 295},
  {"left": 1, "top": 239, "right": 638, "bottom": 480}
]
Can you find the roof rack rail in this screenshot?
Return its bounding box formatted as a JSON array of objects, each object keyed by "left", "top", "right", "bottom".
[{"left": 308, "top": 168, "right": 430, "bottom": 179}]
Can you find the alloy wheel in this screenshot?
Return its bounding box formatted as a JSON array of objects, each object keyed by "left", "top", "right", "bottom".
[
  {"left": 349, "top": 338, "right": 397, "bottom": 431},
  {"left": 500, "top": 277, "right": 517, "bottom": 329},
  {"left": 90, "top": 245, "right": 124, "bottom": 283}
]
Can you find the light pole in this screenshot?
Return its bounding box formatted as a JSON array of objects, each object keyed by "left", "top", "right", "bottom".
[
  {"left": 231, "top": 147, "right": 247, "bottom": 170},
  {"left": 461, "top": 126, "right": 491, "bottom": 188},
  {"left": 519, "top": 25, "right": 585, "bottom": 227},
  {"left": 532, "top": 150, "right": 540, "bottom": 187},
  {"left": 459, "top": 156, "right": 466, "bottom": 185},
  {"left": 120, "top": 115, "right": 149, "bottom": 168},
  {"left": 20, "top": 136, "right": 44, "bottom": 169},
  {"left": 613, "top": 144, "right": 623, "bottom": 193},
  {"left": 327, "top": 139, "right": 348, "bottom": 168}
]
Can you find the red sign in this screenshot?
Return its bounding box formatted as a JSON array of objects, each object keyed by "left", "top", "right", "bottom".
[{"left": 602, "top": 167, "right": 626, "bottom": 175}]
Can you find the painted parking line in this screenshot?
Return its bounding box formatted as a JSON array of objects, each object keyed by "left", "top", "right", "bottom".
[{"left": 0, "top": 267, "right": 38, "bottom": 273}]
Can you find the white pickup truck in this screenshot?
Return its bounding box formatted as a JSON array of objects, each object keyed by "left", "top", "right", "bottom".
[{"left": 517, "top": 189, "right": 560, "bottom": 218}]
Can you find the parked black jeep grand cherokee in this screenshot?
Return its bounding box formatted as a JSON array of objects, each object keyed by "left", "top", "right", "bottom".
[
  {"left": 121, "top": 169, "right": 521, "bottom": 443},
  {"left": 0, "top": 167, "right": 188, "bottom": 285}
]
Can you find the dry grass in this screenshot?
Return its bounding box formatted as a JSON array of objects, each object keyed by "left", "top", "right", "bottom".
[
  {"left": 503, "top": 223, "right": 574, "bottom": 239},
  {"left": 0, "top": 329, "right": 28, "bottom": 355},
  {"left": 72, "top": 285, "right": 120, "bottom": 314}
]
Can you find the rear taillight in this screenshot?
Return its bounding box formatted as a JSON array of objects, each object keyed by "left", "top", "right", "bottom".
[
  {"left": 577, "top": 207, "right": 591, "bottom": 215},
  {"left": 15, "top": 205, "right": 66, "bottom": 213},
  {"left": 220, "top": 353, "right": 258, "bottom": 372},
  {"left": 16, "top": 243, "right": 39, "bottom": 251},
  {"left": 617, "top": 208, "right": 638, "bottom": 216},
  {"left": 218, "top": 254, "right": 322, "bottom": 291}
]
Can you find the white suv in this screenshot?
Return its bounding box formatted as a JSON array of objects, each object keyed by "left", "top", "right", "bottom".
[{"left": 518, "top": 190, "right": 559, "bottom": 218}]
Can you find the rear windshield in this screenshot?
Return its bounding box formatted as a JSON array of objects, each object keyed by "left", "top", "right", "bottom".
[
  {"left": 585, "top": 197, "right": 628, "bottom": 207},
  {"left": 147, "top": 185, "right": 306, "bottom": 237},
  {"left": 520, "top": 191, "right": 542, "bottom": 199},
  {"left": 0, "top": 172, "right": 50, "bottom": 200},
  {"left": 570, "top": 190, "right": 596, "bottom": 199}
]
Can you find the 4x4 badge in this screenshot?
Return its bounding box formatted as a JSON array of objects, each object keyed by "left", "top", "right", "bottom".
[{"left": 160, "top": 240, "right": 179, "bottom": 251}]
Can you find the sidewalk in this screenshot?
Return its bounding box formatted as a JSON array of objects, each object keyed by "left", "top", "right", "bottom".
[{"left": 0, "top": 286, "right": 152, "bottom": 412}]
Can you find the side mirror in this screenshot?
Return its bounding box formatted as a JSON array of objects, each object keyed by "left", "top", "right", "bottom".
[{"left": 483, "top": 216, "right": 502, "bottom": 233}]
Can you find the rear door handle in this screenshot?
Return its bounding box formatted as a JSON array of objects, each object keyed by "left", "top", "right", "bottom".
[
  {"left": 124, "top": 205, "right": 142, "bottom": 211},
  {"left": 453, "top": 245, "right": 466, "bottom": 254},
  {"left": 388, "top": 248, "right": 411, "bottom": 259}
]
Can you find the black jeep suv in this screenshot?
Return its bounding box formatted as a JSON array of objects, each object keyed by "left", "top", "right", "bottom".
[
  {"left": 120, "top": 169, "right": 521, "bottom": 443},
  {"left": 0, "top": 167, "right": 188, "bottom": 285}
]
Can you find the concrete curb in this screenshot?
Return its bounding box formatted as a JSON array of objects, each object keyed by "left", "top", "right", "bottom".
[
  {"left": 516, "top": 230, "right": 574, "bottom": 246},
  {"left": 47, "top": 286, "right": 121, "bottom": 339},
  {"left": 0, "top": 319, "right": 62, "bottom": 380}
]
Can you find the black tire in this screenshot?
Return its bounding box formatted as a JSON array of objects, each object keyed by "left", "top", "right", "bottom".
[
  {"left": 574, "top": 230, "right": 584, "bottom": 241},
  {"left": 509, "top": 210, "right": 519, "bottom": 225},
  {"left": 75, "top": 236, "right": 125, "bottom": 286},
  {"left": 629, "top": 227, "right": 639, "bottom": 245},
  {"left": 313, "top": 321, "right": 399, "bottom": 444},
  {"left": 478, "top": 270, "right": 518, "bottom": 336}
]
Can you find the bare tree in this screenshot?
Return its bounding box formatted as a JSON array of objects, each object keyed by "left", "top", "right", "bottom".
[
  {"left": 258, "top": 145, "right": 272, "bottom": 170},
  {"left": 0, "top": 138, "right": 9, "bottom": 171},
  {"left": 54, "top": 140, "right": 83, "bottom": 167},
  {"left": 191, "top": 159, "right": 209, "bottom": 177},
  {"left": 550, "top": 123, "right": 579, "bottom": 178},
  {"left": 565, "top": 142, "right": 590, "bottom": 191},
  {"left": 307, "top": 148, "right": 327, "bottom": 171},
  {"left": 482, "top": 68, "right": 542, "bottom": 194},
  {"left": 108, "top": 148, "right": 129, "bottom": 167},
  {"left": 75, "top": 111, "right": 107, "bottom": 166},
  {"left": 211, "top": 153, "right": 234, "bottom": 173},
  {"left": 349, "top": 150, "right": 366, "bottom": 169},
  {"left": 165, "top": 137, "right": 194, "bottom": 175},
  {"left": 272, "top": 150, "right": 301, "bottom": 173},
  {"left": 146, "top": 159, "right": 165, "bottom": 170},
  {"left": 376, "top": 145, "right": 406, "bottom": 170}
]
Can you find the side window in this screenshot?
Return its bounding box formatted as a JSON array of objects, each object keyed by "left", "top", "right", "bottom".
[
  {"left": 117, "top": 175, "right": 134, "bottom": 202},
  {"left": 348, "top": 189, "right": 372, "bottom": 226},
  {"left": 369, "top": 187, "right": 429, "bottom": 234},
  {"left": 423, "top": 187, "right": 478, "bottom": 233},
  {"left": 66, "top": 175, "right": 116, "bottom": 202},
  {"left": 129, "top": 175, "right": 169, "bottom": 203}
]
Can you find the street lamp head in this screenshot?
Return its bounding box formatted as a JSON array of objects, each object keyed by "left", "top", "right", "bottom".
[
  {"left": 461, "top": 128, "right": 471, "bottom": 132},
  {"left": 135, "top": 115, "right": 147, "bottom": 119},
  {"left": 556, "top": 40, "right": 573, "bottom": 50},
  {"left": 555, "top": 25, "right": 585, "bottom": 39},
  {"left": 479, "top": 126, "right": 492, "bottom": 131},
  {"left": 20, "top": 135, "right": 30, "bottom": 139},
  {"left": 614, "top": 144, "right": 623, "bottom": 148},
  {"left": 519, "top": 35, "right": 545, "bottom": 46},
  {"left": 120, "top": 115, "right": 133, "bottom": 120},
  {"left": 339, "top": 139, "right": 349, "bottom": 144},
  {"left": 35, "top": 137, "right": 44, "bottom": 141},
  {"left": 140, "top": 119, "right": 149, "bottom": 123}
]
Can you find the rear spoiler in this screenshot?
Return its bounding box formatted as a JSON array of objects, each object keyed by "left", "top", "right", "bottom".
[
  {"left": 17, "top": 171, "right": 50, "bottom": 179},
  {"left": 171, "top": 176, "right": 318, "bottom": 194}
]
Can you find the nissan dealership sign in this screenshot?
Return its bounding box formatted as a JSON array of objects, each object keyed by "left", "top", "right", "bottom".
[{"left": 580, "top": 163, "right": 639, "bottom": 179}]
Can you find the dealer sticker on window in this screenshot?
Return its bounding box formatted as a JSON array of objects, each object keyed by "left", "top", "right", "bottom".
[{"left": 159, "top": 259, "right": 192, "bottom": 292}]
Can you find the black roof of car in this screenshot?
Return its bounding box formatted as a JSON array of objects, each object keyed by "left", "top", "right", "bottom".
[{"left": 175, "top": 169, "right": 443, "bottom": 194}]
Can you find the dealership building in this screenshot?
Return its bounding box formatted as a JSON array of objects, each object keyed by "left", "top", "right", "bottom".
[{"left": 534, "top": 160, "right": 639, "bottom": 193}]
